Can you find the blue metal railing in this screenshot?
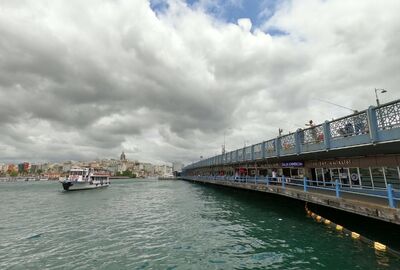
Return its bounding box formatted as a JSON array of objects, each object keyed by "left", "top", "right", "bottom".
[
  {"left": 184, "top": 99, "right": 400, "bottom": 170},
  {"left": 184, "top": 175, "right": 400, "bottom": 209}
]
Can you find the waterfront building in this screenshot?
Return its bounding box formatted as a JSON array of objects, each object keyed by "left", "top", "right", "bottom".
[
  {"left": 17, "top": 162, "right": 30, "bottom": 174},
  {"left": 118, "top": 162, "right": 128, "bottom": 173},
  {"left": 62, "top": 161, "right": 72, "bottom": 173},
  {"left": 7, "top": 164, "right": 17, "bottom": 174},
  {"left": 29, "top": 164, "right": 39, "bottom": 174}
]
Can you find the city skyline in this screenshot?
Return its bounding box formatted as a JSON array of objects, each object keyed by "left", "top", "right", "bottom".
[
  {"left": 0, "top": 151, "right": 178, "bottom": 167},
  {"left": 0, "top": 0, "right": 399, "bottom": 165},
  {"left": 0, "top": 151, "right": 179, "bottom": 179}
]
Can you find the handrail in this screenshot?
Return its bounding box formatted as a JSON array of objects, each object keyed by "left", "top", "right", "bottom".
[
  {"left": 185, "top": 99, "right": 400, "bottom": 170},
  {"left": 184, "top": 175, "right": 399, "bottom": 208}
]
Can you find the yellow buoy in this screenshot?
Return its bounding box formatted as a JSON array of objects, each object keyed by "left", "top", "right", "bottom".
[
  {"left": 351, "top": 232, "right": 360, "bottom": 239},
  {"left": 336, "top": 225, "right": 343, "bottom": 231},
  {"left": 374, "top": 242, "right": 387, "bottom": 252},
  {"left": 324, "top": 219, "right": 331, "bottom": 225}
]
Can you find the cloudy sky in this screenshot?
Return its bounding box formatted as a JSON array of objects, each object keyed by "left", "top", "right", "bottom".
[{"left": 0, "top": 0, "right": 399, "bottom": 165}]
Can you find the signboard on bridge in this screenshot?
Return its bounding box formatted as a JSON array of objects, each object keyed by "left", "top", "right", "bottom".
[{"left": 281, "top": 161, "right": 304, "bottom": 167}]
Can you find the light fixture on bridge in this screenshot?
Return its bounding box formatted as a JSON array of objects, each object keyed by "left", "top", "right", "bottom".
[{"left": 375, "top": 88, "right": 388, "bottom": 106}]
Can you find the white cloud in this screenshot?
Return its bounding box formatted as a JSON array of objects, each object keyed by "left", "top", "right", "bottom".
[
  {"left": 237, "top": 18, "right": 252, "bottom": 32},
  {"left": 0, "top": 0, "right": 399, "bottom": 165}
]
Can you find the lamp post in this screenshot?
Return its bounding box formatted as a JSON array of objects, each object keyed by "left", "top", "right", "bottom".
[
  {"left": 222, "top": 131, "right": 226, "bottom": 154},
  {"left": 222, "top": 128, "right": 232, "bottom": 154},
  {"left": 243, "top": 140, "right": 249, "bottom": 147},
  {"left": 375, "top": 88, "right": 387, "bottom": 106}
]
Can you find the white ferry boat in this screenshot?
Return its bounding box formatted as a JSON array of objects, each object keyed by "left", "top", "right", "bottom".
[{"left": 60, "top": 168, "right": 110, "bottom": 191}]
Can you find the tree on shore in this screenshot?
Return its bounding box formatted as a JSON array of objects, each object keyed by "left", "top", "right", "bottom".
[{"left": 116, "top": 170, "right": 136, "bottom": 178}]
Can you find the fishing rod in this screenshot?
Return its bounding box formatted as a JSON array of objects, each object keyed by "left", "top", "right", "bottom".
[{"left": 313, "top": 98, "right": 358, "bottom": 113}]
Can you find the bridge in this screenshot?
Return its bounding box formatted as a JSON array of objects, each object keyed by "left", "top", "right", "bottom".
[{"left": 182, "top": 99, "right": 400, "bottom": 225}]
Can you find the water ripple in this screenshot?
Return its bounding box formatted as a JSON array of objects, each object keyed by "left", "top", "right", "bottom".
[{"left": 1, "top": 180, "right": 400, "bottom": 269}]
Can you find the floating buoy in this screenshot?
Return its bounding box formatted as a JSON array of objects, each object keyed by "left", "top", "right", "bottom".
[
  {"left": 374, "top": 242, "right": 387, "bottom": 252},
  {"left": 351, "top": 232, "right": 360, "bottom": 239}
]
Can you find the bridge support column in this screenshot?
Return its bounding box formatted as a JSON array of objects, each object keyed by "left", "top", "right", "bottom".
[
  {"left": 335, "top": 180, "right": 340, "bottom": 198},
  {"left": 367, "top": 106, "right": 379, "bottom": 143},
  {"left": 275, "top": 138, "right": 280, "bottom": 157},
  {"left": 323, "top": 121, "right": 331, "bottom": 150},
  {"left": 295, "top": 130, "right": 301, "bottom": 154},
  {"left": 387, "top": 184, "right": 395, "bottom": 208},
  {"left": 304, "top": 177, "right": 308, "bottom": 192}
]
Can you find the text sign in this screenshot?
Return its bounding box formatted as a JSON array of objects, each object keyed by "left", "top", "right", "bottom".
[{"left": 281, "top": 162, "right": 304, "bottom": 167}]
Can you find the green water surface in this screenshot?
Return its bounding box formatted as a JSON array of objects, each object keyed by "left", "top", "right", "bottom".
[{"left": 0, "top": 179, "right": 399, "bottom": 269}]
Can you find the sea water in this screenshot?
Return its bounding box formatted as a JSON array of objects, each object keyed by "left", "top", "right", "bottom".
[{"left": 0, "top": 179, "right": 399, "bottom": 269}]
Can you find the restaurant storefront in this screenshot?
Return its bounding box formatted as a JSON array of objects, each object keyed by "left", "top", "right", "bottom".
[{"left": 305, "top": 155, "right": 400, "bottom": 189}]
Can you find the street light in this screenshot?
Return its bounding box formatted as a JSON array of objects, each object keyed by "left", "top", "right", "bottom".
[
  {"left": 243, "top": 140, "right": 249, "bottom": 147},
  {"left": 375, "top": 88, "right": 387, "bottom": 106},
  {"left": 222, "top": 128, "right": 232, "bottom": 154}
]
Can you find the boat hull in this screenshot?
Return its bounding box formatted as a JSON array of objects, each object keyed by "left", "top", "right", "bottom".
[{"left": 61, "top": 181, "right": 109, "bottom": 191}]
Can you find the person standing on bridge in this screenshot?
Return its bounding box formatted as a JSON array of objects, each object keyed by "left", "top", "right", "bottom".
[
  {"left": 306, "top": 120, "right": 315, "bottom": 127},
  {"left": 306, "top": 120, "right": 318, "bottom": 142},
  {"left": 272, "top": 169, "right": 277, "bottom": 184}
]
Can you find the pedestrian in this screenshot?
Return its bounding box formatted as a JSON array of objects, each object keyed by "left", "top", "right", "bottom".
[
  {"left": 306, "top": 120, "right": 318, "bottom": 142},
  {"left": 305, "top": 120, "right": 315, "bottom": 127},
  {"left": 272, "top": 169, "right": 277, "bottom": 184}
]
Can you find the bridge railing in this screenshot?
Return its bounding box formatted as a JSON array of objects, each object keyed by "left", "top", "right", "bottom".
[
  {"left": 184, "top": 99, "right": 400, "bottom": 170},
  {"left": 299, "top": 124, "right": 325, "bottom": 153},
  {"left": 185, "top": 175, "right": 399, "bottom": 208},
  {"left": 264, "top": 139, "right": 276, "bottom": 158},
  {"left": 329, "top": 111, "right": 369, "bottom": 139},
  {"left": 376, "top": 99, "right": 400, "bottom": 130},
  {"left": 280, "top": 133, "right": 296, "bottom": 156}
]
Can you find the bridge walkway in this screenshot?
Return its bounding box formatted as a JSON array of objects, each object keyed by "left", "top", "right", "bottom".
[{"left": 183, "top": 177, "right": 400, "bottom": 225}]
